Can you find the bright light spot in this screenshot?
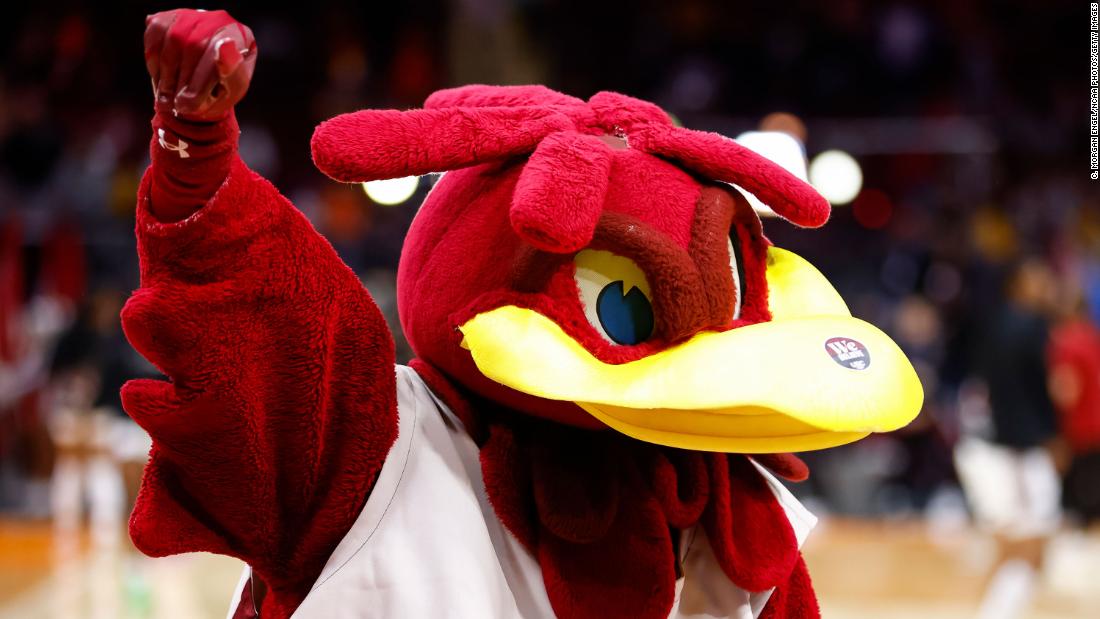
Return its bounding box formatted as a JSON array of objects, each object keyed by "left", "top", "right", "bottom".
[
  {"left": 808, "top": 150, "right": 862, "bottom": 205},
  {"left": 362, "top": 176, "right": 419, "bottom": 206},
  {"left": 733, "top": 131, "right": 809, "bottom": 218}
]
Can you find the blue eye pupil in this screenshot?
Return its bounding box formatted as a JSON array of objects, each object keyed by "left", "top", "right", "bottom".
[{"left": 596, "top": 281, "right": 654, "bottom": 345}]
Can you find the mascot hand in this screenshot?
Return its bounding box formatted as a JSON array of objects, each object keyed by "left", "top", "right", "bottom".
[{"left": 144, "top": 9, "right": 256, "bottom": 121}]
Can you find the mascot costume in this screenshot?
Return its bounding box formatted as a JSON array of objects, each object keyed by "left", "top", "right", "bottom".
[{"left": 126, "top": 9, "right": 923, "bottom": 619}]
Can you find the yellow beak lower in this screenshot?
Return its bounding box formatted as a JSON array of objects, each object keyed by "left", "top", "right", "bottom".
[{"left": 458, "top": 247, "right": 924, "bottom": 453}]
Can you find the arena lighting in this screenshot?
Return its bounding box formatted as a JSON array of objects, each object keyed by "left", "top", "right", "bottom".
[
  {"left": 361, "top": 176, "right": 420, "bottom": 206},
  {"left": 808, "top": 149, "right": 863, "bottom": 205},
  {"left": 733, "top": 130, "right": 809, "bottom": 218}
]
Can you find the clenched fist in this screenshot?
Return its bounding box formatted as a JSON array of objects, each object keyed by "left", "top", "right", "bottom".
[{"left": 144, "top": 9, "right": 256, "bottom": 121}]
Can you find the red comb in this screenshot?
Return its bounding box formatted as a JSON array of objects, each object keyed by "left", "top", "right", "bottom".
[
  {"left": 510, "top": 131, "right": 613, "bottom": 253},
  {"left": 425, "top": 84, "right": 584, "bottom": 110},
  {"left": 311, "top": 105, "right": 573, "bottom": 182},
  {"left": 634, "top": 125, "right": 830, "bottom": 228},
  {"left": 311, "top": 85, "right": 830, "bottom": 230}
]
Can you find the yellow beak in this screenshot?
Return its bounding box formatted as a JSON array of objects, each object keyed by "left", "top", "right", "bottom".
[{"left": 458, "top": 247, "right": 924, "bottom": 453}]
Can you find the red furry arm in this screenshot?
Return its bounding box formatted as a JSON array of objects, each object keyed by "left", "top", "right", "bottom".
[
  {"left": 122, "top": 141, "right": 397, "bottom": 617},
  {"left": 147, "top": 110, "right": 238, "bottom": 221},
  {"left": 759, "top": 555, "right": 821, "bottom": 619}
]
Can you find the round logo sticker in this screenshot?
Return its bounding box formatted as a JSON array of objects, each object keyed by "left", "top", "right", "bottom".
[{"left": 825, "top": 337, "right": 871, "bottom": 370}]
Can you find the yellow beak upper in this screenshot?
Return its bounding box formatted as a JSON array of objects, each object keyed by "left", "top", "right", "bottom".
[{"left": 458, "top": 247, "right": 924, "bottom": 453}]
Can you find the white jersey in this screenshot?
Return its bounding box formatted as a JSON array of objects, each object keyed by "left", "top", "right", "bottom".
[{"left": 228, "top": 365, "right": 816, "bottom": 618}]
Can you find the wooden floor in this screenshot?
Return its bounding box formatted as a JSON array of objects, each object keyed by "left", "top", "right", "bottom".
[
  {"left": 804, "top": 519, "right": 1100, "bottom": 619},
  {"left": 1, "top": 517, "right": 1098, "bottom": 618}
]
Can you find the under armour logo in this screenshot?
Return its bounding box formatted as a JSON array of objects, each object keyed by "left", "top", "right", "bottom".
[{"left": 157, "top": 128, "right": 190, "bottom": 159}]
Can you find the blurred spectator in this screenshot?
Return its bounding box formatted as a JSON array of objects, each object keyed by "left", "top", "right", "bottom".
[
  {"left": 975, "top": 259, "right": 1060, "bottom": 451},
  {"left": 956, "top": 259, "right": 1063, "bottom": 619},
  {"left": 47, "top": 289, "right": 151, "bottom": 546},
  {"left": 1048, "top": 287, "right": 1100, "bottom": 526},
  {"left": 884, "top": 295, "right": 957, "bottom": 512}
]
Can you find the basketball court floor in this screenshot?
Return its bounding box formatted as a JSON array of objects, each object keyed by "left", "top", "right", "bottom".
[{"left": 1, "top": 517, "right": 1097, "bottom": 618}]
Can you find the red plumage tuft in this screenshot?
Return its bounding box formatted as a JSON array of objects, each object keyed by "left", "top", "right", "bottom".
[
  {"left": 633, "top": 124, "right": 831, "bottom": 228},
  {"left": 510, "top": 131, "right": 612, "bottom": 253},
  {"left": 588, "top": 91, "right": 673, "bottom": 132},
  {"left": 310, "top": 105, "right": 573, "bottom": 182},
  {"left": 425, "top": 84, "right": 584, "bottom": 110},
  {"left": 310, "top": 85, "right": 829, "bottom": 230}
]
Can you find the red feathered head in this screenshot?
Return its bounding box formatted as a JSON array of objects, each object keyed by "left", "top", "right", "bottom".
[{"left": 311, "top": 85, "right": 922, "bottom": 453}]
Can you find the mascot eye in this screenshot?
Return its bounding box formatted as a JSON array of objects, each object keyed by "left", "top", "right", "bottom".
[
  {"left": 595, "top": 282, "right": 654, "bottom": 345},
  {"left": 728, "top": 228, "right": 746, "bottom": 320},
  {"left": 574, "top": 250, "right": 655, "bottom": 346}
]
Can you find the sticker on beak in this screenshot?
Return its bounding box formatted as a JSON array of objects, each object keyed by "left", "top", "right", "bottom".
[{"left": 825, "top": 337, "right": 870, "bottom": 370}]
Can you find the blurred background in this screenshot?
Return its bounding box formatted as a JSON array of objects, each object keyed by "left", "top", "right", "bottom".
[{"left": 1, "top": 1, "right": 1098, "bottom": 618}]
